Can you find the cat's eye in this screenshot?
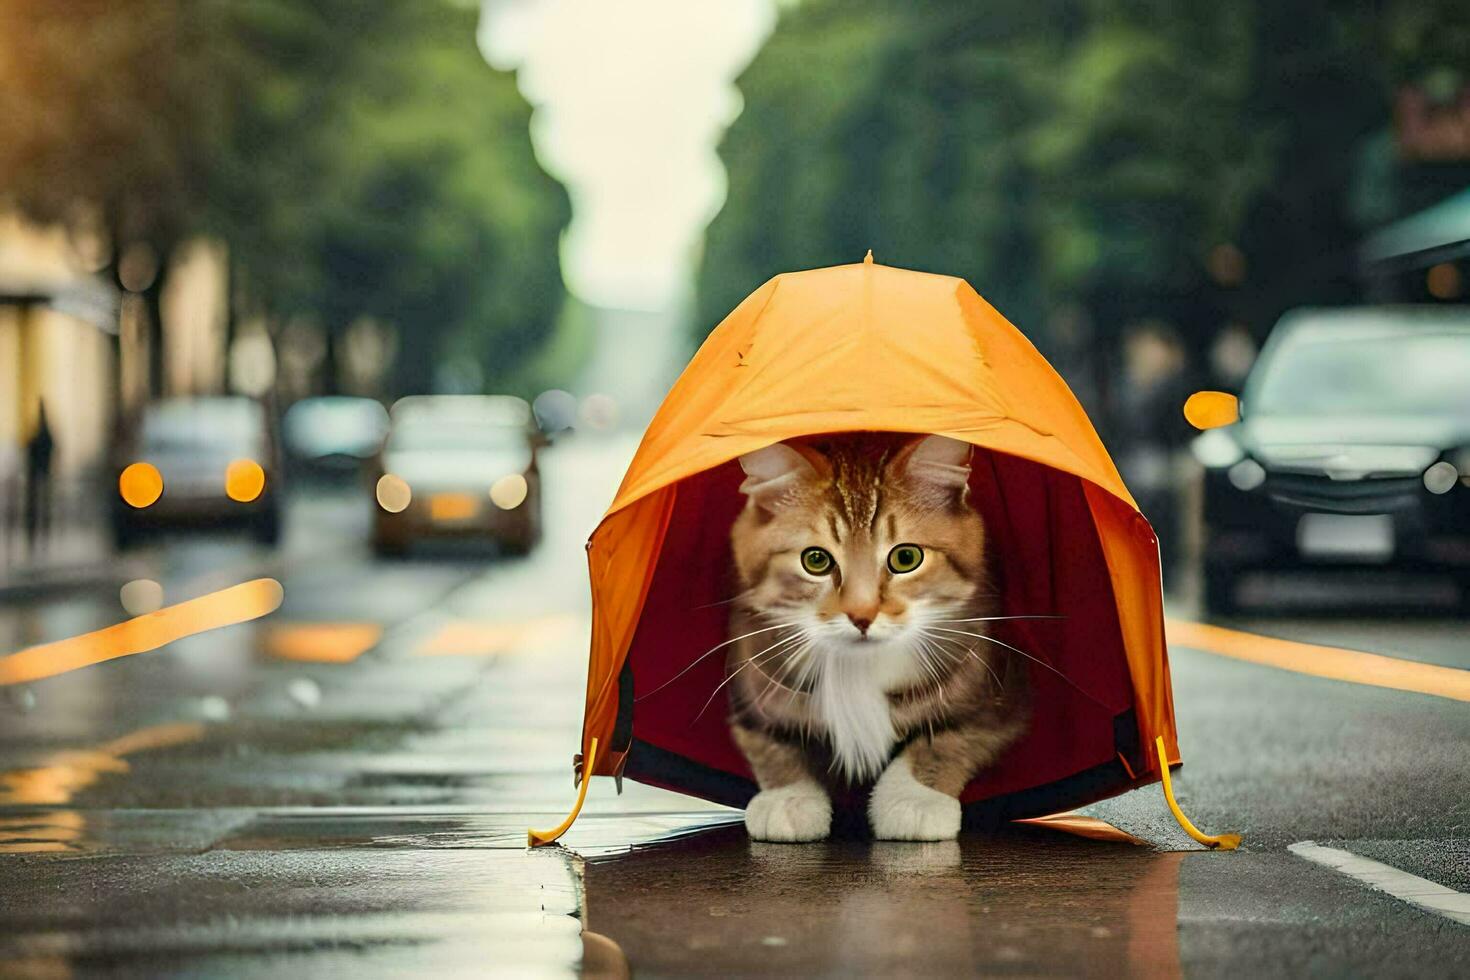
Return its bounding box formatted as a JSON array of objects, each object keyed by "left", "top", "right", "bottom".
[
  {"left": 887, "top": 544, "right": 924, "bottom": 574},
  {"left": 800, "top": 547, "right": 835, "bottom": 576}
]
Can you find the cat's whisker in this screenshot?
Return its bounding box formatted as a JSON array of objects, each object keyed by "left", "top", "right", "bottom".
[
  {"left": 923, "top": 631, "right": 1004, "bottom": 692},
  {"left": 912, "top": 638, "right": 950, "bottom": 705},
  {"left": 754, "top": 638, "right": 815, "bottom": 707},
  {"left": 692, "top": 588, "right": 757, "bottom": 611},
  {"left": 636, "top": 621, "right": 800, "bottom": 704},
  {"left": 926, "top": 626, "right": 1116, "bottom": 711},
  {"left": 929, "top": 614, "right": 1067, "bottom": 624},
  {"left": 692, "top": 633, "right": 807, "bottom": 724}
]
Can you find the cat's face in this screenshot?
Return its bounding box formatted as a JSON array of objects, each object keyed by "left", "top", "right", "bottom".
[{"left": 730, "top": 435, "right": 987, "bottom": 662}]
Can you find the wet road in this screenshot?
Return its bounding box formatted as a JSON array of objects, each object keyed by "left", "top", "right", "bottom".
[{"left": 1, "top": 435, "right": 1466, "bottom": 977}]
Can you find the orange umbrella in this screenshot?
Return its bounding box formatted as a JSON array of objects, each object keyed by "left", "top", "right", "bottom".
[{"left": 533, "top": 255, "right": 1231, "bottom": 848}]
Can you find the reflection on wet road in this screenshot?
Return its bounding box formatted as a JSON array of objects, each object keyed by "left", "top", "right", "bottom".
[
  {"left": 583, "top": 825, "right": 1184, "bottom": 977},
  {"left": 0, "top": 438, "right": 1466, "bottom": 976}
]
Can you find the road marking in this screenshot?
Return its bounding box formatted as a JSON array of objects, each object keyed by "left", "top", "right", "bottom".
[
  {"left": 1166, "top": 619, "right": 1470, "bottom": 703},
  {"left": 1289, "top": 841, "right": 1470, "bottom": 926},
  {"left": 265, "top": 623, "right": 382, "bottom": 663},
  {"left": 417, "top": 613, "right": 578, "bottom": 657}
]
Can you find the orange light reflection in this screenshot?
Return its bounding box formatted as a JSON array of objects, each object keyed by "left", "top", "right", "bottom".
[
  {"left": 0, "top": 722, "right": 204, "bottom": 806},
  {"left": 0, "top": 579, "right": 284, "bottom": 686}
]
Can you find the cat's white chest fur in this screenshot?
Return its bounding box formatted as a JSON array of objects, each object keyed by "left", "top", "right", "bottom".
[{"left": 812, "top": 646, "right": 917, "bottom": 783}]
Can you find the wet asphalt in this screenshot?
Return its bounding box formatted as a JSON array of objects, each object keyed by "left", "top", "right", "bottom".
[{"left": 1, "top": 434, "right": 1466, "bottom": 977}]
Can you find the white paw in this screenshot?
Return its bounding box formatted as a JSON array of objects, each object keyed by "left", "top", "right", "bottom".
[
  {"left": 869, "top": 759, "right": 961, "bottom": 841},
  {"left": 745, "top": 783, "right": 832, "bottom": 842}
]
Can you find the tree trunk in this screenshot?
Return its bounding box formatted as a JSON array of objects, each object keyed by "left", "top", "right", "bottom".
[
  {"left": 143, "top": 269, "right": 167, "bottom": 400},
  {"left": 321, "top": 327, "right": 341, "bottom": 395}
]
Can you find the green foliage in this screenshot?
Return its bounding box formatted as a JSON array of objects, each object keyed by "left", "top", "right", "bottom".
[
  {"left": 0, "top": 0, "right": 569, "bottom": 395},
  {"left": 697, "top": 0, "right": 1470, "bottom": 364}
]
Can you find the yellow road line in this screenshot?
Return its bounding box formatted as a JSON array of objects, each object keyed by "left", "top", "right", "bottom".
[
  {"left": 0, "top": 579, "right": 284, "bottom": 686},
  {"left": 1166, "top": 619, "right": 1470, "bottom": 703},
  {"left": 265, "top": 622, "right": 382, "bottom": 663},
  {"left": 417, "top": 613, "right": 577, "bottom": 657}
]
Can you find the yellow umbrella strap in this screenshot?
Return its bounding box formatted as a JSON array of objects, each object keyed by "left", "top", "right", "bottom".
[
  {"left": 1155, "top": 736, "right": 1241, "bottom": 850},
  {"left": 528, "top": 737, "right": 599, "bottom": 848}
]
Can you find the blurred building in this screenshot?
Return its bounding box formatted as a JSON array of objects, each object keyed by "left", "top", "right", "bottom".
[{"left": 0, "top": 214, "right": 116, "bottom": 498}]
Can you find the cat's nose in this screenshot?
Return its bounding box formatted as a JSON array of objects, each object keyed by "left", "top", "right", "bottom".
[{"left": 847, "top": 615, "right": 872, "bottom": 636}]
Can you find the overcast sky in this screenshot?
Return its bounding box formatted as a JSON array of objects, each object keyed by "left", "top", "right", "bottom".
[{"left": 479, "top": 0, "right": 774, "bottom": 312}]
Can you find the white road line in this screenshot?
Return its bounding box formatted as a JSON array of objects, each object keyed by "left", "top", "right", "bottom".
[{"left": 1289, "top": 841, "right": 1470, "bottom": 926}]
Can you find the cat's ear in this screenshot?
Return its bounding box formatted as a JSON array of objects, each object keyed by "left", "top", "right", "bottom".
[
  {"left": 891, "top": 434, "right": 972, "bottom": 500},
  {"left": 736, "top": 442, "right": 825, "bottom": 511}
]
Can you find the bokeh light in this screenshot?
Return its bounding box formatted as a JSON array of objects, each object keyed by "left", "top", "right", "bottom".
[
  {"left": 1183, "top": 391, "right": 1240, "bottom": 430},
  {"left": 579, "top": 393, "right": 619, "bottom": 430},
  {"left": 376, "top": 473, "right": 412, "bottom": 513},
  {"left": 118, "top": 462, "right": 164, "bottom": 509},
  {"left": 224, "top": 459, "right": 266, "bottom": 503},
  {"left": 1206, "top": 243, "right": 1247, "bottom": 287},
  {"left": 119, "top": 579, "right": 164, "bottom": 617},
  {"left": 533, "top": 388, "right": 578, "bottom": 433},
  {"left": 1426, "top": 263, "right": 1461, "bottom": 300},
  {"left": 490, "top": 473, "right": 529, "bottom": 510},
  {"left": 1422, "top": 460, "right": 1458, "bottom": 494}
]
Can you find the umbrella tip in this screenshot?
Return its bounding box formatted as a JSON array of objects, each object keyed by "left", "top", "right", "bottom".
[{"left": 863, "top": 249, "right": 874, "bottom": 265}]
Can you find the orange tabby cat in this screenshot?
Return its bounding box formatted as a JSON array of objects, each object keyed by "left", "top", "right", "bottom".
[{"left": 726, "top": 433, "right": 1027, "bottom": 841}]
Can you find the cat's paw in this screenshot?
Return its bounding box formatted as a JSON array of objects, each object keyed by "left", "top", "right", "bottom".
[
  {"left": 745, "top": 782, "right": 832, "bottom": 842},
  {"left": 869, "top": 758, "right": 961, "bottom": 841}
]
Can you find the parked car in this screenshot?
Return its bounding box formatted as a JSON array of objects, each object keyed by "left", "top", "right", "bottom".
[
  {"left": 111, "top": 397, "right": 283, "bottom": 547},
  {"left": 283, "top": 396, "right": 389, "bottom": 478},
  {"left": 1190, "top": 307, "right": 1470, "bottom": 614},
  {"left": 371, "top": 395, "right": 543, "bottom": 556}
]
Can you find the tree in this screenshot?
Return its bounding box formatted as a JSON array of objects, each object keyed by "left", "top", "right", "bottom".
[
  {"left": 696, "top": 0, "right": 1470, "bottom": 424},
  {"left": 0, "top": 0, "right": 569, "bottom": 399}
]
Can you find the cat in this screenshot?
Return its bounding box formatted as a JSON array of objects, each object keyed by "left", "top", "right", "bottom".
[{"left": 725, "top": 432, "right": 1027, "bottom": 842}]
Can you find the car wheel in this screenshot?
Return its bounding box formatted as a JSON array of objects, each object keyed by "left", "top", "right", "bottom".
[
  {"left": 253, "top": 509, "right": 282, "bottom": 546},
  {"left": 373, "top": 537, "right": 407, "bottom": 559},
  {"left": 1456, "top": 574, "right": 1470, "bottom": 619},
  {"left": 111, "top": 519, "right": 137, "bottom": 552},
  {"left": 1201, "top": 563, "right": 1241, "bottom": 617}
]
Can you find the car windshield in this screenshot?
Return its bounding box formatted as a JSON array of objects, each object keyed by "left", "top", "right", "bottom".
[
  {"left": 142, "top": 400, "right": 261, "bottom": 453},
  {"left": 1250, "top": 329, "right": 1470, "bottom": 417},
  {"left": 388, "top": 422, "right": 525, "bottom": 453}
]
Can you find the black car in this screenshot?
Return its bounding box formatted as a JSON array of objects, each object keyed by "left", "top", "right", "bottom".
[{"left": 1191, "top": 307, "right": 1470, "bottom": 614}]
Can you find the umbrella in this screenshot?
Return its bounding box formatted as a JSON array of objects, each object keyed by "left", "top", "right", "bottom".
[{"left": 532, "top": 254, "right": 1235, "bottom": 849}]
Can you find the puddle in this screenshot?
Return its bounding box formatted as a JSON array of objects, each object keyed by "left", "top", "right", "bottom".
[{"left": 579, "top": 824, "right": 1184, "bottom": 977}]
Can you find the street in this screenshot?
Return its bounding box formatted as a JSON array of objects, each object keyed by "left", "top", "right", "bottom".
[{"left": 0, "top": 435, "right": 1465, "bottom": 978}]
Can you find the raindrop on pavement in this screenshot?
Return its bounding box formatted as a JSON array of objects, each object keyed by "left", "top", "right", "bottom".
[{"left": 120, "top": 578, "right": 165, "bottom": 616}]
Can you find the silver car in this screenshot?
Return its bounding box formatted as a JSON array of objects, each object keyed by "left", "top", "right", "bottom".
[{"left": 371, "top": 396, "right": 543, "bottom": 556}]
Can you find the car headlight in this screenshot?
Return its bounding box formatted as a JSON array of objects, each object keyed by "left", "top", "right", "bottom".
[
  {"left": 1227, "top": 459, "right": 1266, "bottom": 491},
  {"left": 225, "top": 459, "right": 266, "bottom": 502},
  {"left": 1423, "top": 460, "right": 1460, "bottom": 495},
  {"left": 1454, "top": 448, "right": 1470, "bottom": 483},
  {"left": 119, "top": 462, "right": 164, "bottom": 509},
  {"left": 1190, "top": 429, "right": 1244, "bottom": 469},
  {"left": 490, "top": 473, "right": 528, "bottom": 510},
  {"left": 376, "top": 473, "right": 412, "bottom": 513}
]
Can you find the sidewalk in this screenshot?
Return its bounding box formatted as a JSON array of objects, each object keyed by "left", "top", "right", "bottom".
[{"left": 0, "top": 477, "right": 135, "bottom": 602}]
